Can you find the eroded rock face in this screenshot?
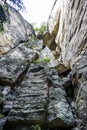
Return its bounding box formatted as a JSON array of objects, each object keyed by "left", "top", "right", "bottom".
[
  {"left": 7, "top": 64, "right": 48, "bottom": 126},
  {"left": 43, "top": 32, "right": 57, "bottom": 51},
  {"left": 7, "top": 63, "right": 74, "bottom": 129},
  {"left": 39, "top": 46, "right": 58, "bottom": 68},
  {"left": 48, "top": 0, "right": 87, "bottom": 129},
  {"left": 48, "top": 0, "right": 87, "bottom": 68},
  {"left": 0, "top": 2, "right": 35, "bottom": 55},
  {"left": 72, "top": 56, "right": 87, "bottom": 130},
  {"left": 0, "top": 43, "right": 38, "bottom": 86},
  {"left": 47, "top": 69, "right": 74, "bottom": 128},
  {"left": 0, "top": 0, "right": 86, "bottom": 129},
  {"left": 0, "top": 118, "right": 6, "bottom": 130}
]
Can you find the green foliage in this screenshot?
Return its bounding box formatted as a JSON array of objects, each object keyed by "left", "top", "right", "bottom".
[
  {"left": 34, "top": 22, "right": 47, "bottom": 35},
  {"left": 33, "top": 57, "right": 50, "bottom": 64},
  {"left": 0, "top": 113, "right": 4, "bottom": 118},
  {"left": 32, "top": 124, "right": 41, "bottom": 130},
  {"left": 3, "top": 3, "right": 8, "bottom": 10},
  {"left": 29, "top": 35, "right": 36, "bottom": 42},
  {"left": 42, "top": 57, "right": 50, "bottom": 62},
  {"left": 0, "top": 3, "right": 7, "bottom": 32}
]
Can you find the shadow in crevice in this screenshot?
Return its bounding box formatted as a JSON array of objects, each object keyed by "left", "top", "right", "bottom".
[
  {"left": 0, "top": 5, "right": 6, "bottom": 22},
  {"left": 0, "top": 5, "right": 6, "bottom": 31}
]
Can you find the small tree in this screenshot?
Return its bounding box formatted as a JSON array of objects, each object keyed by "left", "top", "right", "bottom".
[
  {"left": 34, "top": 22, "right": 47, "bottom": 36},
  {"left": 39, "top": 22, "right": 47, "bottom": 35}
]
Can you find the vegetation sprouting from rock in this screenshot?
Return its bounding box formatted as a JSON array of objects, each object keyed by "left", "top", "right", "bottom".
[
  {"left": 33, "top": 57, "right": 50, "bottom": 64},
  {"left": 34, "top": 22, "right": 47, "bottom": 35}
]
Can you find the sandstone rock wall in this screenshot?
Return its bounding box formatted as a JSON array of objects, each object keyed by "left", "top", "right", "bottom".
[
  {"left": 48, "top": 0, "right": 87, "bottom": 129},
  {"left": 0, "top": 2, "right": 35, "bottom": 55},
  {"left": 48, "top": 0, "right": 87, "bottom": 68}
]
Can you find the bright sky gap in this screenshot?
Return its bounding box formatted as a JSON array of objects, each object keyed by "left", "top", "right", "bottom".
[{"left": 7, "top": 0, "right": 55, "bottom": 27}]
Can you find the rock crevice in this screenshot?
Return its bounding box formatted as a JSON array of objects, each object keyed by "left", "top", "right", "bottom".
[{"left": 0, "top": 0, "right": 87, "bottom": 130}]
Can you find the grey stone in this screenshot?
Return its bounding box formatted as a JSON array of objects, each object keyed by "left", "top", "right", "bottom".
[
  {"left": 7, "top": 63, "right": 49, "bottom": 126},
  {"left": 28, "top": 39, "right": 43, "bottom": 52},
  {"left": 47, "top": 69, "right": 74, "bottom": 128},
  {"left": 7, "top": 64, "right": 74, "bottom": 128},
  {"left": 71, "top": 128, "right": 80, "bottom": 130},
  {"left": 0, "top": 2, "right": 35, "bottom": 55},
  {"left": 0, "top": 118, "right": 6, "bottom": 130},
  {"left": 2, "top": 86, "right": 11, "bottom": 96},
  {"left": 39, "top": 46, "right": 58, "bottom": 68},
  {"left": 0, "top": 43, "right": 38, "bottom": 86},
  {"left": 72, "top": 56, "right": 87, "bottom": 130},
  {"left": 48, "top": 0, "right": 87, "bottom": 129},
  {"left": 2, "top": 101, "right": 13, "bottom": 114}
]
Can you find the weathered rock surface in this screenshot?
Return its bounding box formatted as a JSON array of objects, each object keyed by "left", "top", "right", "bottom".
[
  {"left": 71, "top": 56, "right": 87, "bottom": 130},
  {"left": 0, "top": 43, "right": 38, "bottom": 86},
  {"left": 0, "top": 2, "right": 35, "bottom": 55},
  {"left": 28, "top": 39, "right": 43, "bottom": 52},
  {"left": 0, "top": 0, "right": 86, "bottom": 130},
  {"left": 48, "top": 0, "right": 87, "bottom": 68},
  {"left": 47, "top": 69, "right": 74, "bottom": 128},
  {"left": 7, "top": 63, "right": 74, "bottom": 129},
  {"left": 1, "top": 85, "right": 17, "bottom": 115},
  {"left": 7, "top": 63, "right": 48, "bottom": 126},
  {"left": 43, "top": 32, "right": 57, "bottom": 51},
  {"left": 48, "top": 0, "right": 87, "bottom": 129},
  {"left": 39, "top": 46, "right": 70, "bottom": 75},
  {"left": 39, "top": 46, "right": 58, "bottom": 68},
  {"left": 0, "top": 118, "right": 6, "bottom": 130}
]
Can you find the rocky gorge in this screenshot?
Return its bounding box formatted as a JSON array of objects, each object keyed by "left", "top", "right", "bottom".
[{"left": 0, "top": 0, "right": 87, "bottom": 130}]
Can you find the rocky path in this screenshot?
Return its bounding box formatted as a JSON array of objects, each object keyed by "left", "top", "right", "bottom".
[
  {"left": 7, "top": 63, "right": 74, "bottom": 129},
  {"left": 0, "top": 40, "right": 75, "bottom": 130}
]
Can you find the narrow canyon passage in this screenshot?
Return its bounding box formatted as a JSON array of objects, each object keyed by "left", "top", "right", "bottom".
[{"left": 0, "top": 0, "right": 87, "bottom": 130}]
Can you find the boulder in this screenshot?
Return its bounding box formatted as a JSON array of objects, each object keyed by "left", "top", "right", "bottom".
[
  {"left": 0, "top": 43, "right": 38, "bottom": 86},
  {"left": 39, "top": 47, "right": 71, "bottom": 75},
  {"left": 47, "top": 69, "right": 74, "bottom": 128},
  {"left": 43, "top": 32, "right": 57, "bottom": 51},
  {"left": 39, "top": 46, "right": 58, "bottom": 68}
]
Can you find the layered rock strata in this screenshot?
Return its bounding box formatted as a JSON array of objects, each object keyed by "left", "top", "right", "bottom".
[
  {"left": 48, "top": 0, "right": 87, "bottom": 129},
  {"left": 7, "top": 63, "right": 74, "bottom": 129}
]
